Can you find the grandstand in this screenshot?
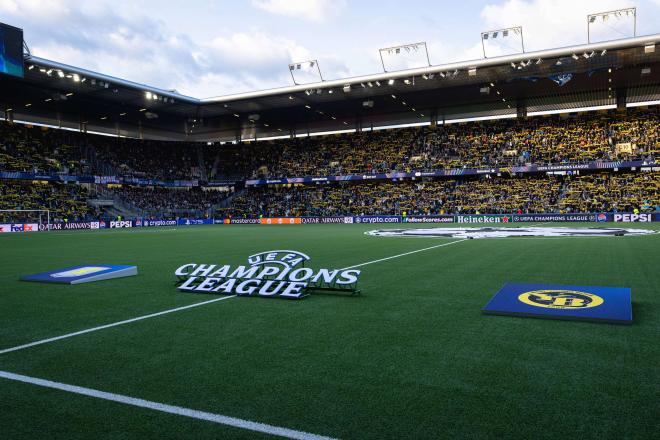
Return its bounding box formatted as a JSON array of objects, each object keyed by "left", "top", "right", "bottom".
[{"left": 1, "top": 10, "right": 660, "bottom": 440}]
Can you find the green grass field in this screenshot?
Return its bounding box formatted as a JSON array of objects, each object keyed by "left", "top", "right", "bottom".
[{"left": 1, "top": 223, "right": 659, "bottom": 439}]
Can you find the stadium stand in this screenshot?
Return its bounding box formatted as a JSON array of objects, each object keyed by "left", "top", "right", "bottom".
[
  {"left": 219, "top": 172, "right": 660, "bottom": 218},
  {"left": 0, "top": 108, "right": 659, "bottom": 220},
  {"left": 0, "top": 180, "right": 91, "bottom": 222},
  {"left": 106, "top": 186, "right": 231, "bottom": 219}
]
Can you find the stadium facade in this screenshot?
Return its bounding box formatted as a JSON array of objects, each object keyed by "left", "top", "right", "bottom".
[{"left": 1, "top": 31, "right": 659, "bottom": 141}]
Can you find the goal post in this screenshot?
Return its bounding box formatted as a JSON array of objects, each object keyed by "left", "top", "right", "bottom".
[{"left": 0, "top": 209, "right": 50, "bottom": 232}]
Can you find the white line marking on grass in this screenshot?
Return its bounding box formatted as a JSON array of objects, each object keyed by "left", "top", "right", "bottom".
[
  {"left": 341, "top": 238, "right": 468, "bottom": 270},
  {"left": 0, "top": 370, "right": 336, "bottom": 440},
  {"left": 0, "top": 295, "right": 237, "bottom": 355}
]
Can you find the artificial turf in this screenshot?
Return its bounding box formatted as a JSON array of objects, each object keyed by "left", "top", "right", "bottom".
[{"left": 0, "top": 223, "right": 659, "bottom": 439}]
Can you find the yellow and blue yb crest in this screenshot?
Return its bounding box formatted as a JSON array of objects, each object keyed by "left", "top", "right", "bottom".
[{"left": 482, "top": 283, "right": 631, "bottom": 324}]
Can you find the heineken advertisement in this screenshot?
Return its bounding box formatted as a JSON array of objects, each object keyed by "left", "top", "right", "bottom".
[{"left": 456, "top": 215, "right": 510, "bottom": 223}]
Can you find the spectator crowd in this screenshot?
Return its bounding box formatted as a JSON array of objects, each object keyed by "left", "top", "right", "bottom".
[{"left": 1, "top": 108, "right": 658, "bottom": 220}]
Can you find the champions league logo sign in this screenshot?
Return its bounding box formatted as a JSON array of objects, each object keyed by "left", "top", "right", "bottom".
[{"left": 174, "top": 250, "right": 361, "bottom": 300}]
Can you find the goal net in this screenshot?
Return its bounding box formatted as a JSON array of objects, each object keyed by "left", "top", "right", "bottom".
[{"left": 0, "top": 209, "right": 50, "bottom": 232}]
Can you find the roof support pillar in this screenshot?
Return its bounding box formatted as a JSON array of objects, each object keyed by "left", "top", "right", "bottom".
[
  {"left": 430, "top": 109, "right": 438, "bottom": 127},
  {"left": 616, "top": 87, "right": 627, "bottom": 112},
  {"left": 355, "top": 114, "right": 363, "bottom": 132},
  {"left": 516, "top": 99, "right": 527, "bottom": 119}
]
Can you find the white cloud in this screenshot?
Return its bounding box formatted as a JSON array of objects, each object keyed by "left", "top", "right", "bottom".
[
  {"left": 251, "top": 0, "right": 345, "bottom": 21},
  {"left": 480, "top": 0, "right": 641, "bottom": 52},
  {"left": 0, "top": 0, "right": 353, "bottom": 97}
]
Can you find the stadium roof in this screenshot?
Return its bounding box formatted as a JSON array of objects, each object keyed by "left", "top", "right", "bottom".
[{"left": 1, "top": 34, "right": 659, "bottom": 142}]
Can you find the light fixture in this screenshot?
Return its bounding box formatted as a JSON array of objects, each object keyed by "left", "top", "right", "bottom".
[
  {"left": 468, "top": 67, "right": 477, "bottom": 76},
  {"left": 28, "top": 65, "right": 35, "bottom": 70},
  {"left": 403, "top": 79, "right": 411, "bottom": 85},
  {"left": 388, "top": 79, "right": 395, "bottom": 85},
  {"left": 119, "top": 112, "right": 126, "bottom": 116},
  {"left": 510, "top": 62, "right": 516, "bottom": 68},
  {"left": 145, "top": 91, "right": 152, "bottom": 99},
  {"left": 343, "top": 84, "right": 351, "bottom": 93},
  {"left": 601, "top": 49, "right": 607, "bottom": 56},
  {"left": 375, "top": 81, "right": 381, "bottom": 86},
  {"left": 65, "top": 92, "right": 74, "bottom": 97},
  {"left": 489, "top": 82, "right": 495, "bottom": 87},
  {"left": 288, "top": 95, "right": 294, "bottom": 100},
  {"left": 57, "top": 70, "right": 65, "bottom": 78},
  {"left": 572, "top": 54, "right": 579, "bottom": 60},
  {"left": 422, "top": 74, "right": 429, "bottom": 80},
  {"left": 305, "top": 105, "right": 311, "bottom": 109},
  {"left": 233, "top": 113, "right": 240, "bottom": 117},
  {"left": 391, "top": 94, "right": 396, "bottom": 99},
  {"left": 44, "top": 98, "right": 52, "bottom": 102},
  {"left": 25, "top": 103, "right": 32, "bottom": 107},
  {"left": 100, "top": 116, "right": 107, "bottom": 120}
]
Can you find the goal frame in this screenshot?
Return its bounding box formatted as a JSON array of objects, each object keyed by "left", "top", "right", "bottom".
[{"left": 0, "top": 209, "right": 51, "bottom": 231}]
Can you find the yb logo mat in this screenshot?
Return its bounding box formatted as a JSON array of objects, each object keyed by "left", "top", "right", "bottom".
[{"left": 518, "top": 290, "right": 604, "bottom": 309}]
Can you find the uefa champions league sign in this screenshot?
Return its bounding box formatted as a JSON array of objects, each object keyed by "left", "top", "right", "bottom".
[{"left": 175, "top": 250, "right": 361, "bottom": 299}]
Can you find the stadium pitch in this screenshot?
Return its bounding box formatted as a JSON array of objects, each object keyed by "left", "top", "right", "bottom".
[{"left": 1, "top": 223, "right": 659, "bottom": 439}]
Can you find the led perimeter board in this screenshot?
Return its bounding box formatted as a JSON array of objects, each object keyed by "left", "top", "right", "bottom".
[{"left": 0, "top": 23, "right": 24, "bottom": 78}]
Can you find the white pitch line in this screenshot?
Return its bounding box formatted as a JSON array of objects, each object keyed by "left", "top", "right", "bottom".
[
  {"left": 0, "top": 370, "right": 336, "bottom": 440},
  {"left": 0, "top": 239, "right": 467, "bottom": 355},
  {"left": 0, "top": 295, "right": 237, "bottom": 355},
  {"left": 341, "top": 238, "right": 468, "bottom": 270}
]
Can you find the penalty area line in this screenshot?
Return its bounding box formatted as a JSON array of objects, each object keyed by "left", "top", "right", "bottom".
[
  {"left": 0, "top": 295, "right": 237, "bottom": 355},
  {"left": 341, "top": 238, "right": 468, "bottom": 270},
  {"left": 0, "top": 370, "right": 336, "bottom": 440}
]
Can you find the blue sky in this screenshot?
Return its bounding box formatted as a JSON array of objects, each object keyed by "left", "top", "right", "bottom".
[{"left": 1, "top": 0, "right": 659, "bottom": 97}]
